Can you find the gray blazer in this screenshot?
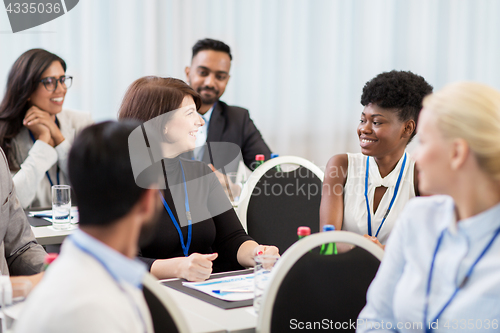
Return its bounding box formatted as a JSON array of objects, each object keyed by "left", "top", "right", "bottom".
[{"left": 0, "top": 148, "right": 45, "bottom": 275}]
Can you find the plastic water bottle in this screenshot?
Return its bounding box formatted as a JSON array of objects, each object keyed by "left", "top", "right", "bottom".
[
  {"left": 255, "top": 154, "right": 265, "bottom": 169},
  {"left": 270, "top": 153, "right": 282, "bottom": 172},
  {"left": 320, "top": 225, "right": 338, "bottom": 255},
  {"left": 297, "top": 226, "right": 311, "bottom": 240},
  {"left": 43, "top": 253, "right": 59, "bottom": 271}
]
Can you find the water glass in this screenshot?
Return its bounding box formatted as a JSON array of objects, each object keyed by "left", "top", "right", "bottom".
[
  {"left": 253, "top": 255, "right": 279, "bottom": 314},
  {"left": 223, "top": 172, "right": 241, "bottom": 204},
  {"left": 52, "top": 185, "right": 71, "bottom": 230}
]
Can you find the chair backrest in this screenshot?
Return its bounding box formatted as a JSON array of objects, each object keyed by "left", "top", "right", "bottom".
[
  {"left": 237, "top": 156, "right": 324, "bottom": 253},
  {"left": 142, "top": 273, "right": 190, "bottom": 333},
  {"left": 256, "top": 231, "right": 384, "bottom": 333}
]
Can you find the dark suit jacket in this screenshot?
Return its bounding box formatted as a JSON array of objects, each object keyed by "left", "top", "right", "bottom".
[{"left": 183, "top": 101, "right": 272, "bottom": 173}]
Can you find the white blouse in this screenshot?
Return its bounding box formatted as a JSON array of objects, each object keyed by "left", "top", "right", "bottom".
[
  {"left": 342, "top": 152, "right": 415, "bottom": 244},
  {"left": 11, "top": 109, "right": 93, "bottom": 208}
]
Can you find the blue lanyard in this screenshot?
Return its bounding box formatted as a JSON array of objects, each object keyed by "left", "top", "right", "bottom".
[
  {"left": 364, "top": 153, "right": 407, "bottom": 237},
  {"left": 28, "top": 118, "right": 60, "bottom": 187},
  {"left": 70, "top": 236, "right": 148, "bottom": 333},
  {"left": 159, "top": 160, "right": 192, "bottom": 257},
  {"left": 424, "top": 226, "right": 500, "bottom": 333}
]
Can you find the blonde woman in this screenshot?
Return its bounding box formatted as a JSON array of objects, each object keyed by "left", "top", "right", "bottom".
[{"left": 357, "top": 82, "right": 500, "bottom": 332}]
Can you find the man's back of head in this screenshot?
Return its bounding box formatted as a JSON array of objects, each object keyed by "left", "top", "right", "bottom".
[
  {"left": 15, "top": 120, "right": 158, "bottom": 333},
  {"left": 68, "top": 120, "right": 152, "bottom": 227}
]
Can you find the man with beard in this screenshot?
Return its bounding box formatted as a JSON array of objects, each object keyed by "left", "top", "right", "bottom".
[
  {"left": 15, "top": 121, "right": 161, "bottom": 333},
  {"left": 184, "top": 38, "right": 272, "bottom": 174}
]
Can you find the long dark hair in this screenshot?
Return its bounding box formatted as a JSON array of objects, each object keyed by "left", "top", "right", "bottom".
[
  {"left": 118, "top": 76, "right": 201, "bottom": 122},
  {"left": 0, "top": 49, "right": 66, "bottom": 170}
]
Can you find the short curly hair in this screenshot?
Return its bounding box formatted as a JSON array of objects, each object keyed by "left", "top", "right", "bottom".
[{"left": 361, "top": 70, "right": 433, "bottom": 141}]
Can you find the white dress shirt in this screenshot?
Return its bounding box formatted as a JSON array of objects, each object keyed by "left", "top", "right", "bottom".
[
  {"left": 15, "top": 229, "right": 153, "bottom": 333},
  {"left": 357, "top": 195, "right": 500, "bottom": 332},
  {"left": 193, "top": 105, "right": 214, "bottom": 161}
]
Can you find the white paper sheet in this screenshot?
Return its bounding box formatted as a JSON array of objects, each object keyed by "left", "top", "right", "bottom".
[
  {"left": 28, "top": 207, "right": 79, "bottom": 224},
  {"left": 182, "top": 273, "right": 255, "bottom": 301}
]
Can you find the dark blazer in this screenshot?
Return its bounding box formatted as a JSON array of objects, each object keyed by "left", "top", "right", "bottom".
[{"left": 183, "top": 101, "right": 272, "bottom": 173}]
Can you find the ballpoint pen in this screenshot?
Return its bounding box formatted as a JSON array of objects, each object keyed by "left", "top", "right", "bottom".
[
  {"left": 31, "top": 213, "right": 53, "bottom": 218},
  {"left": 31, "top": 213, "right": 75, "bottom": 220},
  {"left": 212, "top": 289, "right": 253, "bottom": 294}
]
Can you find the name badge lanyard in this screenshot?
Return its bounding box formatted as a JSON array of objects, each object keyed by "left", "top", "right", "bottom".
[
  {"left": 70, "top": 236, "right": 148, "bottom": 333},
  {"left": 424, "top": 226, "right": 500, "bottom": 333},
  {"left": 364, "top": 153, "right": 407, "bottom": 237},
  {"left": 159, "top": 160, "right": 192, "bottom": 257},
  {"left": 28, "top": 118, "right": 60, "bottom": 187}
]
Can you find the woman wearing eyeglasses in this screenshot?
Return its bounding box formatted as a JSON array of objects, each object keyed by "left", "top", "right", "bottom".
[{"left": 0, "top": 49, "right": 93, "bottom": 208}]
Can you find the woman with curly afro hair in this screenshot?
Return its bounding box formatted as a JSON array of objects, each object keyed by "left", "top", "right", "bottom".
[{"left": 320, "top": 70, "right": 432, "bottom": 249}]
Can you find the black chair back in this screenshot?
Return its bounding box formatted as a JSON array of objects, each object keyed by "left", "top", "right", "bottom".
[
  {"left": 247, "top": 167, "right": 322, "bottom": 253},
  {"left": 143, "top": 284, "right": 180, "bottom": 333},
  {"left": 270, "top": 247, "right": 380, "bottom": 332}
]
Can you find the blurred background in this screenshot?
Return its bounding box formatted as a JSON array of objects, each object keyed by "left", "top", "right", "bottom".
[{"left": 1, "top": 0, "right": 499, "bottom": 169}]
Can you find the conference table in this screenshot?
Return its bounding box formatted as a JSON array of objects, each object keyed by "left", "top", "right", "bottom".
[
  {"left": 160, "top": 270, "right": 258, "bottom": 333},
  {"left": 5, "top": 272, "right": 258, "bottom": 333},
  {"left": 28, "top": 204, "right": 242, "bottom": 246},
  {"left": 28, "top": 216, "right": 75, "bottom": 246}
]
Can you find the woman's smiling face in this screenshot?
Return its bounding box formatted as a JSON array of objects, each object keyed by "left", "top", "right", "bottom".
[
  {"left": 29, "top": 61, "right": 67, "bottom": 115},
  {"left": 357, "top": 103, "right": 412, "bottom": 158},
  {"left": 163, "top": 95, "right": 205, "bottom": 153}
]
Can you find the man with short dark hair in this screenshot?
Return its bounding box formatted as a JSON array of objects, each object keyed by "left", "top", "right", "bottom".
[
  {"left": 16, "top": 121, "right": 159, "bottom": 333},
  {"left": 185, "top": 38, "right": 272, "bottom": 173}
]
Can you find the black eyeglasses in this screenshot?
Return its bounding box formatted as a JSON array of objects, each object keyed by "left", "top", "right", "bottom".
[{"left": 39, "top": 75, "right": 73, "bottom": 92}]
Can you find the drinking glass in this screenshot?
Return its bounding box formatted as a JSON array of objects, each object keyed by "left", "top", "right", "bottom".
[
  {"left": 52, "top": 185, "right": 71, "bottom": 230},
  {"left": 223, "top": 172, "right": 241, "bottom": 205},
  {"left": 253, "top": 255, "right": 279, "bottom": 314}
]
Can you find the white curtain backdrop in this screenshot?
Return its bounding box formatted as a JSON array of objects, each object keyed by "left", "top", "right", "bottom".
[{"left": 1, "top": 0, "right": 499, "bottom": 169}]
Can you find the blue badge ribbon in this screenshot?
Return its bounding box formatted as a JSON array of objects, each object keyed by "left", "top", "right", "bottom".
[
  {"left": 159, "top": 160, "right": 192, "bottom": 257},
  {"left": 365, "top": 153, "right": 407, "bottom": 237},
  {"left": 424, "top": 226, "right": 500, "bottom": 332}
]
